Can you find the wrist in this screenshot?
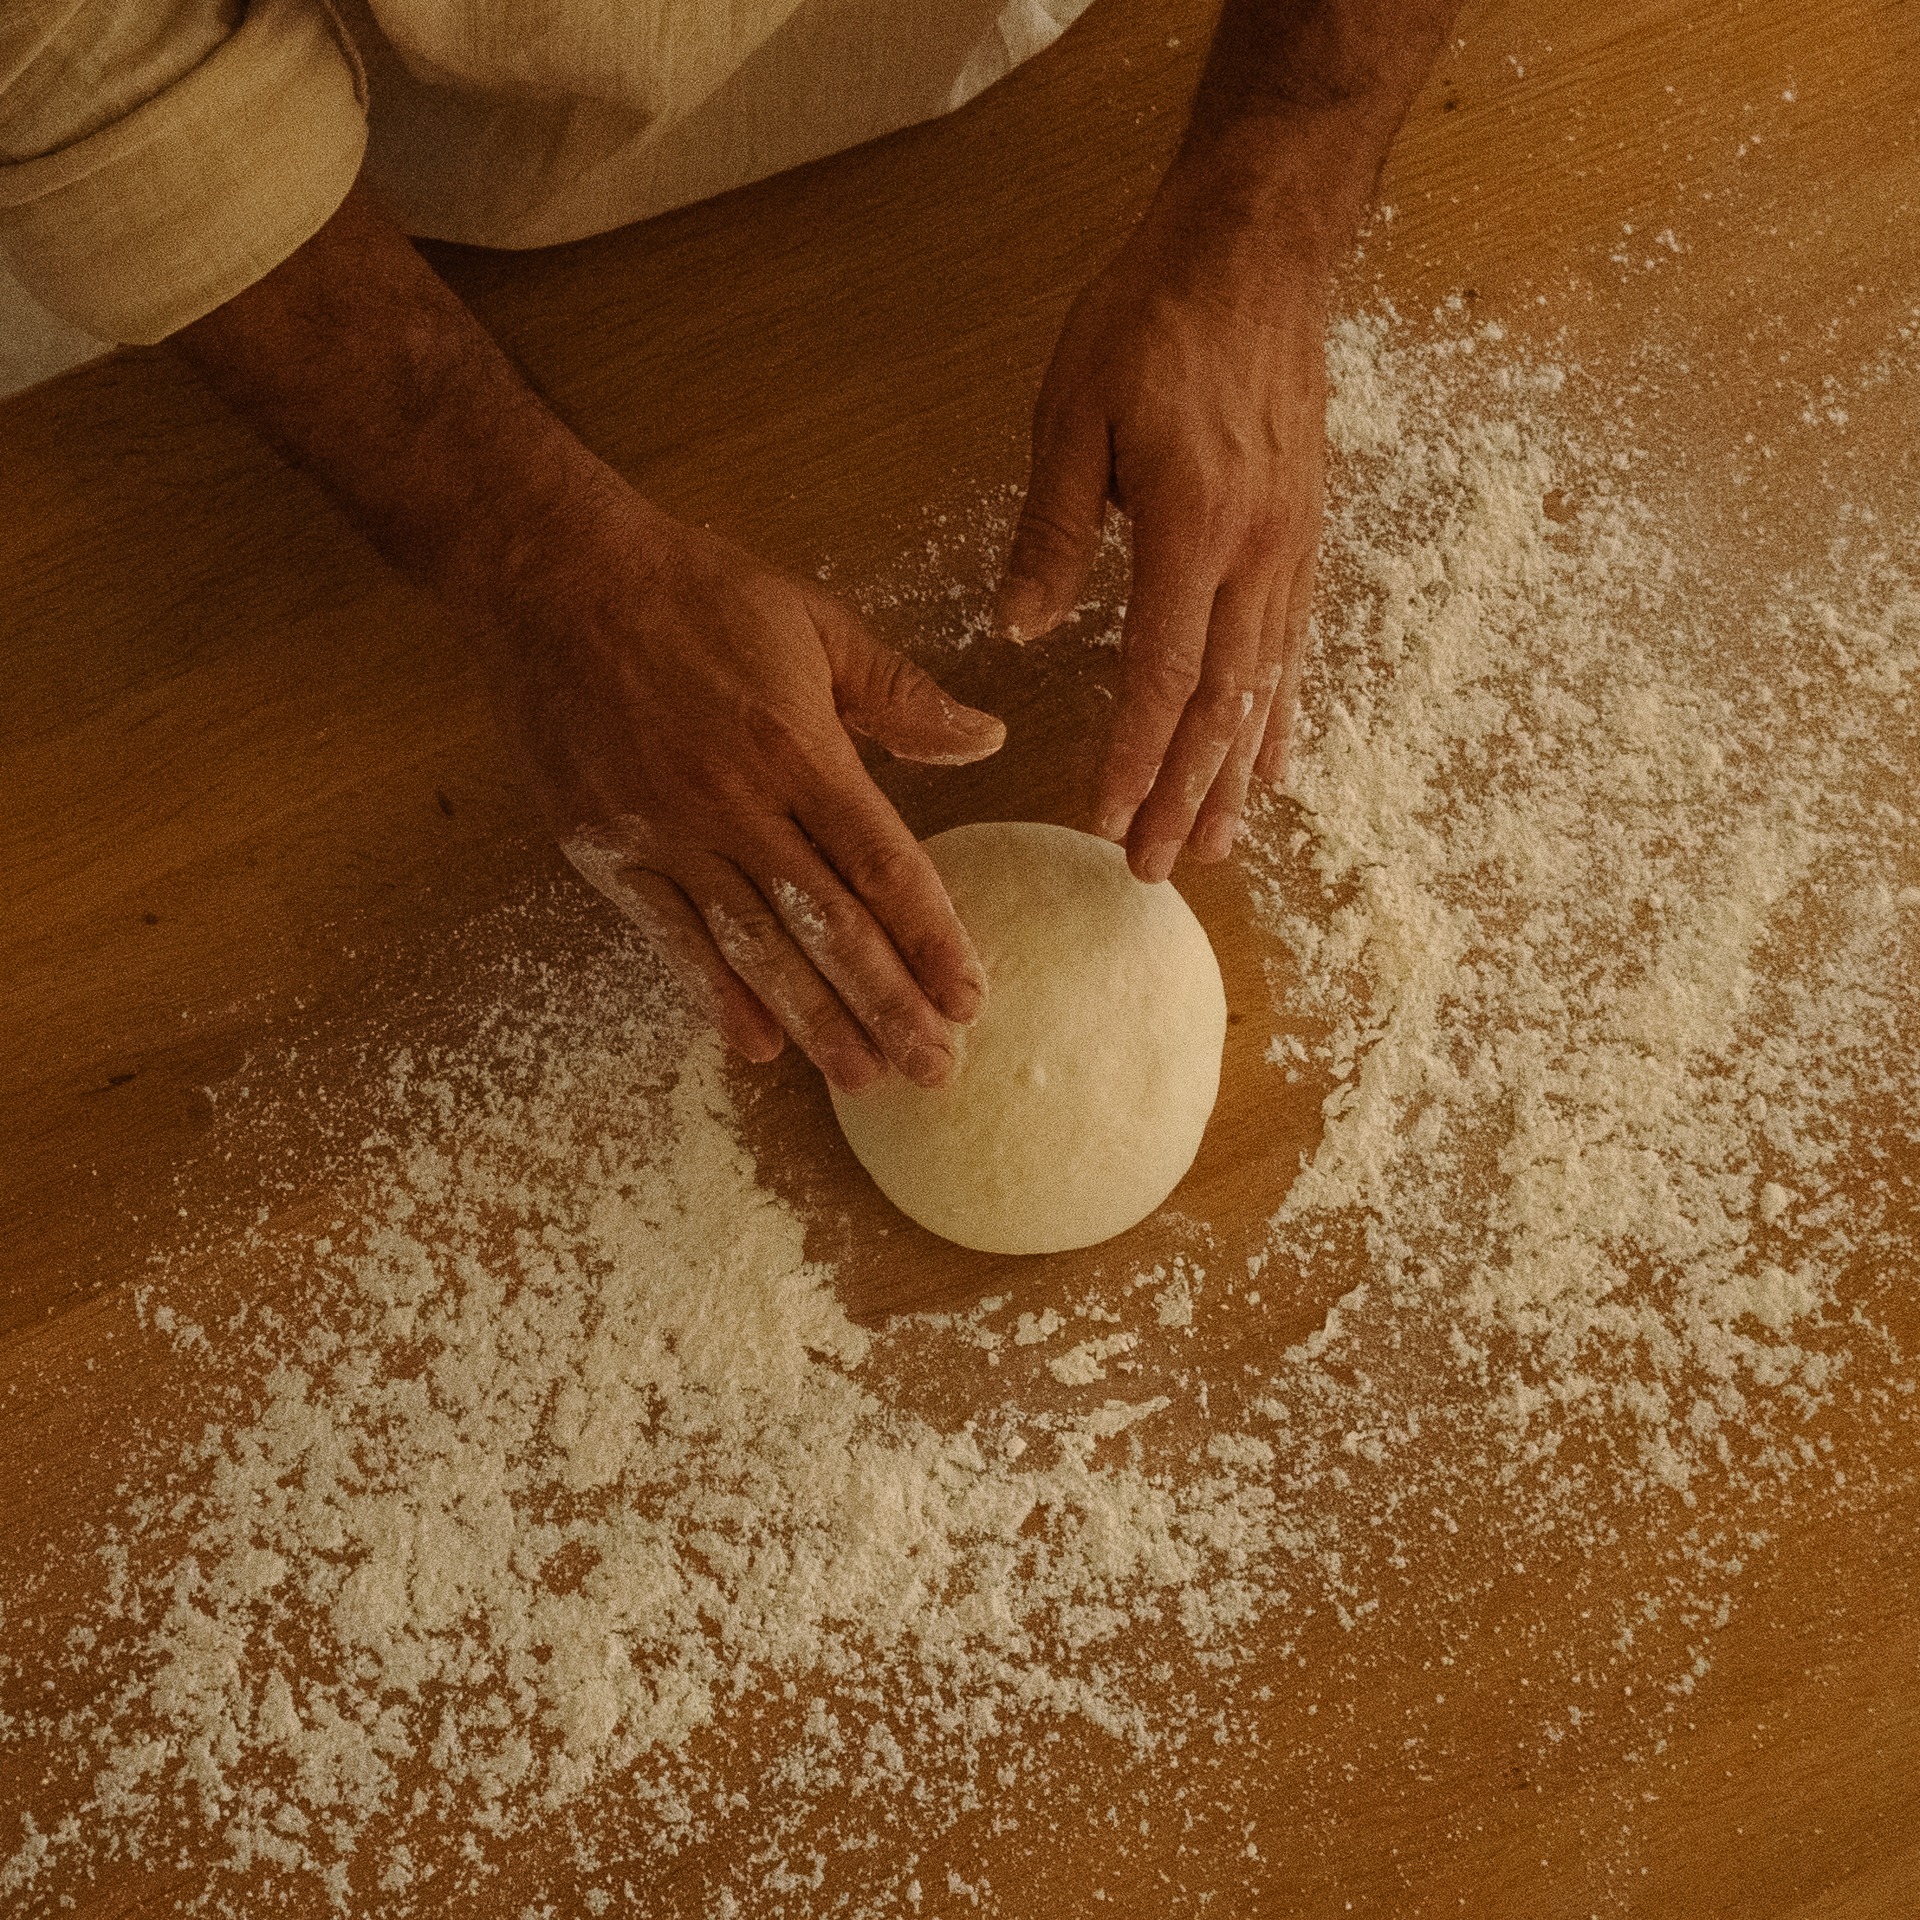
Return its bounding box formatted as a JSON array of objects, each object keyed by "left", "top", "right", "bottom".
[
  {"left": 1128, "top": 128, "right": 1350, "bottom": 323},
  {"left": 393, "top": 398, "right": 656, "bottom": 651},
  {"left": 1159, "top": 0, "right": 1466, "bottom": 288},
  {"left": 1154, "top": 112, "right": 1376, "bottom": 278},
  {"left": 174, "top": 182, "right": 656, "bottom": 650},
  {"left": 430, "top": 430, "right": 606, "bottom": 605}
]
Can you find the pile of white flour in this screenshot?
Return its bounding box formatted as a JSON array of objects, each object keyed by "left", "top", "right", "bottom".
[{"left": 3, "top": 310, "right": 1914, "bottom": 1915}]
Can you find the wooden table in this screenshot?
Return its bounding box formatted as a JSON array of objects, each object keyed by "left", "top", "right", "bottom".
[{"left": 3, "top": 1, "right": 1916, "bottom": 1913}]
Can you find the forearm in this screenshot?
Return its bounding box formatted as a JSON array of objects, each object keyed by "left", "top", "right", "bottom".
[
  {"left": 1161, "top": 0, "right": 1463, "bottom": 272},
  {"left": 174, "top": 183, "right": 618, "bottom": 633},
  {"left": 175, "top": 180, "right": 1002, "bottom": 1082}
]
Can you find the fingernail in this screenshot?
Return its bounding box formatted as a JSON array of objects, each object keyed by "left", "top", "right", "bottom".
[
  {"left": 942, "top": 712, "right": 1007, "bottom": 766},
  {"left": 1194, "top": 817, "right": 1237, "bottom": 863},
  {"left": 993, "top": 579, "right": 1050, "bottom": 645},
  {"left": 1138, "top": 841, "right": 1180, "bottom": 884},
  {"left": 903, "top": 1040, "right": 955, "bottom": 1089},
  {"left": 941, "top": 975, "right": 986, "bottom": 1025},
  {"left": 831, "top": 1048, "right": 884, "bottom": 1094},
  {"left": 1093, "top": 803, "right": 1137, "bottom": 843}
]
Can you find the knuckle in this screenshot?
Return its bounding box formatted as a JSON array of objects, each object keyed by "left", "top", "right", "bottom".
[
  {"left": 1190, "top": 678, "right": 1259, "bottom": 735},
  {"left": 764, "top": 873, "right": 858, "bottom": 965},
  {"left": 1014, "top": 502, "right": 1096, "bottom": 568},
  {"left": 867, "top": 980, "right": 933, "bottom": 1043},
  {"left": 896, "top": 921, "right": 965, "bottom": 985},
  {"left": 706, "top": 895, "right": 786, "bottom": 973},
  {"left": 855, "top": 642, "right": 911, "bottom": 712},
  {"left": 837, "top": 833, "right": 921, "bottom": 905},
  {"left": 872, "top": 648, "right": 918, "bottom": 708},
  {"left": 790, "top": 998, "right": 850, "bottom": 1050},
  {"left": 627, "top": 894, "right": 694, "bottom": 958},
  {"left": 769, "top": 965, "right": 847, "bottom": 1049},
  {"left": 1130, "top": 649, "right": 1204, "bottom": 710},
  {"left": 1200, "top": 657, "right": 1282, "bottom": 728},
  {"left": 1241, "top": 519, "right": 1291, "bottom": 571}
]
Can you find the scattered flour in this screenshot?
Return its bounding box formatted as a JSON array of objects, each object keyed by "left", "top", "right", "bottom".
[
  {"left": 1253, "top": 312, "right": 1917, "bottom": 1499},
  {"left": 4, "top": 307, "right": 1915, "bottom": 1915},
  {"left": 1012, "top": 1310, "right": 1064, "bottom": 1346},
  {"left": 1045, "top": 1333, "right": 1139, "bottom": 1386}
]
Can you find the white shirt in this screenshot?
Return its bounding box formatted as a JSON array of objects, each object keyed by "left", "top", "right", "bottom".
[{"left": 0, "top": 0, "right": 1091, "bottom": 360}]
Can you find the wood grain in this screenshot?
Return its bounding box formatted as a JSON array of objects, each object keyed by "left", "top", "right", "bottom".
[{"left": 2, "top": 0, "right": 1916, "bottom": 1913}]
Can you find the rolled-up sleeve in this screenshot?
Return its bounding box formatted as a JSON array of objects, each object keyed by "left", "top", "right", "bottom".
[{"left": 0, "top": 0, "right": 367, "bottom": 344}]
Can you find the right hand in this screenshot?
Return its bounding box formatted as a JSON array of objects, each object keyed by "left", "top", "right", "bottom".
[{"left": 464, "top": 472, "right": 1005, "bottom": 1092}]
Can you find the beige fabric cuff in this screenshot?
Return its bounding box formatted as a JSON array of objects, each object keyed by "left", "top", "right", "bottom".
[{"left": 0, "top": 0, "right": 368, "bottom": 345}]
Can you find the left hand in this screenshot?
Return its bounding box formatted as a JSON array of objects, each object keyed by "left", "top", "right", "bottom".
[{"left": 995, "top": 200, "right": 1328, "bottom": 880}]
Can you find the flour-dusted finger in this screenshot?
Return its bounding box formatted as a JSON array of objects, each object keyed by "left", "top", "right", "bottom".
[
  {"left": 797, "top": 752, "right": 988, "bottom": 1029},
  {"left": 676, "top": 855, "right": 883, "bottom": 1092},
  {"left": 812, "top": 598, "right": 1007, "bottom": 767},
  {"left": 1092, "top": 513, "right": 1220, "bottom": 849},
  {"left": 755, "top": 813, "right": 960, "bottom": 1090},
  {"left": 1122, "top": 570, "right": 1275, "bottom": 881},
  {"left": 1190, "top": 674, "right": 1277, "bottom": 864},
  {"left": 561, "top": 834, "right": 782, "bottom": 1060},
  {"left": 1255, "top": 538, "right": 1319, "bottom": 787}
]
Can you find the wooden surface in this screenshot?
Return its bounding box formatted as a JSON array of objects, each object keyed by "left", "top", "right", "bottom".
[{"left": 3, "top": 0, "right": 1918, "bottom": 1913}]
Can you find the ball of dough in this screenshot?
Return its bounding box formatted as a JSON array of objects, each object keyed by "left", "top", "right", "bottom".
[{"left": 830, "top": 821, "right": 1227, "bottom": 1255}]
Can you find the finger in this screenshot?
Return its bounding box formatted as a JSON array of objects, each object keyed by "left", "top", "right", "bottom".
[
  {"left": 1191, "top": 675, "right": 1279, "bottom": 864},
  {"left": 1124, "top": 573, "right": 1276, "bottom": 881},
  {"left": 764, "top": 807, "right": 967, "bottom": 1085},
  {"left": 608, "top": 865, "right": 787, "bottom": 1061},
  {"left": 1192, "top": 569, "right": 1294, "bottom": 860},
  {"left": 1254, "top": 543, "right": 1318, "bottom": 786},
  {"left": 677, "top": 855, "right": 885, "bottom": 1093},
  {"left": 1090, "top": 519, "right": 1221, "bottom": 852},
  {"left": 796, "top": 748, "right": 989, "bottom": 1029},
  {"left": 813, "top": 601, "right": 1006, "bottom": 766},
  {"left": 994, "top": 399, "right": 1111, "bottom": 644},
  {"left": 562, "top": 833, "right": 785, "bottom": 1061}
]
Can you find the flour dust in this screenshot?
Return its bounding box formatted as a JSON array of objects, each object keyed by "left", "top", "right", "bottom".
[{"left": 3, "top": 310, "right": 1916, "bottom": 1915}]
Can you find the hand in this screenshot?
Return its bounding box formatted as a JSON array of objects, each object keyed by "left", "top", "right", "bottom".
[
  {"left": 170, "top": 186, "right": 1002, "bottom": 1091},
  {"left": 471, "top": 477, "right": 1005, "bottom": 1091},
  {"left": 995, "top": 199, "right": 1327, "bottom": 881}
]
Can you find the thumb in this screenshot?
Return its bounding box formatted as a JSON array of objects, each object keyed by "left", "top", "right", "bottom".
[
  {"left": 994, "top": 402, "right": 1111, "bottom": 643},
  {"left": 822, "top": 612, "right": 1007, "bottom": 766}
]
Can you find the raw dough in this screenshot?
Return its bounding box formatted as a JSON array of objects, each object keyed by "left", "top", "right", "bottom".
[{"left": 830, "top": 821, "right": 1227, "bottom": 1255}]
